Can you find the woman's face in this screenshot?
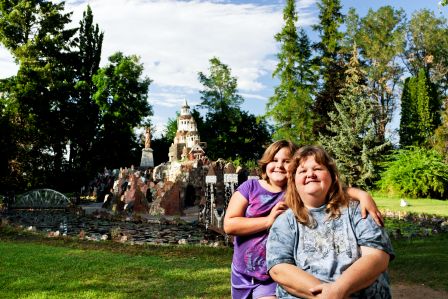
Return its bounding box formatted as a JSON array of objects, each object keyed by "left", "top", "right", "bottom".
[{"left": 295, "top": 155, "right": 332, "bottom": 206}]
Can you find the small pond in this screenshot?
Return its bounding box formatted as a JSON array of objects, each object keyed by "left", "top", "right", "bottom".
[{"left": 1, "top": 209, "right": 225, "bottom": 245}]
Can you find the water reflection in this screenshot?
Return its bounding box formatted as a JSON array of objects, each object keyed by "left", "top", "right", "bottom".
[{"left": 2, "top": 209, "right": 224, "bottom": 245}]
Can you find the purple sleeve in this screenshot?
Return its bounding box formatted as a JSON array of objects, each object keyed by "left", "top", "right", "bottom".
[{"left": 236, "top": 179, "right": 256, "bottom": 201}]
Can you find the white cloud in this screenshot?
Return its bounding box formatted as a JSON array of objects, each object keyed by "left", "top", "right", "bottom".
[
  {"left": 0, "top": 0, "right": 319, "bottom": 127},
  {"left": 65, "top": 0, "right": 289, "bottom": 93},
  {"left": 240, "top": 93, "right": 268, "bottom": 101},
  {"left": 64, "top": 0, "right": 318, "bottom": 92}
]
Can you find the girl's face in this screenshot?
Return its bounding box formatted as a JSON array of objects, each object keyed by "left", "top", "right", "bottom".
[
  {"left": 266, "top": 147, "right": 291, "bottom": 187},
  {"left": 295, "top": 155, "right": 332, "bottom": 207}
]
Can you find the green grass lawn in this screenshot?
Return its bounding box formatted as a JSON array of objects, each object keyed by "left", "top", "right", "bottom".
[
  {"left": 373, "top": 192, "right": 448, "bottom": 216},
  {"left": 389, "top": 233, "right": 448, "bottom": 292},
  {"left": 0, "top": 228, "right": 233, "bottom": 299},
  {"left": 1, "top": 226, "right": 448, "bottom": 298}
]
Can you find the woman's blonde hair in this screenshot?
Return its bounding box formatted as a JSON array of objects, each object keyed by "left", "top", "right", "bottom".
[
  {"left": 285, "top": 145, "right": 349, "bottom": 226},
  {"left": 258, "top": 140, "right": 298, "bottom": 183}
]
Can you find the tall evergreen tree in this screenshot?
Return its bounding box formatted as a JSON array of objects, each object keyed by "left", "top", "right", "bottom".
[
  {"left": 70, "top": 5, "right": 104, "bottom": 181},
  {"left": 398, "top": 77, "right": 416, "bottom": 146},
  {"left": 267, "top": 0, "right": 315, "bottom": 144},
  {"left": 312, "top": 0, "right": 346, "bottom": 136},
  {"left": 320, "top": 46, "right": 389, "bottom": 188},
  {"left": 400, "top": 69, "right": 437, "bottom": 146}
]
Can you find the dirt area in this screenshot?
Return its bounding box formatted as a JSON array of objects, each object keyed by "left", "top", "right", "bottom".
[{"left": 393, "top": 283, "right": 448, "bottom": 298}]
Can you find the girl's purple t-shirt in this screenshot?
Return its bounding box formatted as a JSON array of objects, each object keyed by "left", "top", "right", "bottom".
[{"left": 232, "top": 179, "right": 285, "bottom": 281}]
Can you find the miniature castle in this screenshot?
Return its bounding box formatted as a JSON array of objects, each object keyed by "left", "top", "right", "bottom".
[{"left": 168, "top": 100, "right": 206, "bottom": 162}]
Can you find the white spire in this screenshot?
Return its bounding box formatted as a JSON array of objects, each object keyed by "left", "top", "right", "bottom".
[{"left": 180, "top": 98, "right": 190, "bottom": 116}]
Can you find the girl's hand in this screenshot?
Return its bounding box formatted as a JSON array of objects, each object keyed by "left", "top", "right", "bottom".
[
  {"left": 359, "top": 194, "right": 384, "bottom": 227},
  {"left": 267, "top": 201, "right": 288, "bottom": 228},
  {"left": 348, "top": 188, "right": 384, "bottom": 227}
]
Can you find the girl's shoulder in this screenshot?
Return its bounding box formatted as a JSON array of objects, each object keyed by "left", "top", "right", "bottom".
[
  {"left": 238, "top": 179, "right": 281, "bottom": 193},
  {"left": 258, "top": 179, "right": 284, "bottom": 193},
  {"left": 236, "top": 179, "right": 261, "bottom": 195},
  {"left": 237, "top": 178, "right": 260, "bottom": 189}
]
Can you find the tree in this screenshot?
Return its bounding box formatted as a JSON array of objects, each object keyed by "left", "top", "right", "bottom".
[
  {"left": 164, "top": 112, "right": 179, "bottom": 142},
  {"left": 312, "top": 0, "right": 346, "bottom": 136},
  {"left": 398, "top": 77, "right": 416, "bottom": 146},
  {"left": 400, "top": 69, "right": 439, "bottom": 147},
  {"left": 267, "top": 0, "right": 315, "bottom": 144},
  {"left": 432, "top": 98, "right": 448, "bottom": 160},
  {"left": 0, "top": 0, "right": 78, "bottom": 190},
  {"left": 0, "top": 79, "right": 20, "bottom": 190},
  {"left": 198, "top": 57, "right": 271, "bottom": 161},
  {"left": 92, "top": 52, "right": 152, "bottom": 169},
  {"left": 355, "top": 6, "right": 406, "bottom": 143},
  {"left": 404, "top": 10, "right": 448, "bottom": 78},
  {"left": 320, "top": 46, "right": 389, "bottom": 188},
  {"left": 198, "top": 57, "right": 243, "bottom": 114},
  {"left": 403, "top": 10, "right": 445, "bottom": 118},
  {"left": 69, "top": 5, "right": 104, "bottom": 180}
]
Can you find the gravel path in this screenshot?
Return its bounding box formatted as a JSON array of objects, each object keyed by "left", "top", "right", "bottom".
[{"left": 392, "top": 283, "right": 448, "bottom": 298}]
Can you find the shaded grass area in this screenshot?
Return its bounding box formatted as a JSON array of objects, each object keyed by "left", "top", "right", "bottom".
[
  {"left": 373, "top": 192, "right": 448, "bottom": 216},
  {"left": 389, "top": 233, "right": 448, "bottom": 292},
  {"left": 0, "top": 227, "right": 232, "bottom": 299}
]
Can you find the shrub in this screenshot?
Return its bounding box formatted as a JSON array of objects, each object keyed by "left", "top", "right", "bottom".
[{"left": 377, "top": 147, "right": 448, "bottom": 198}]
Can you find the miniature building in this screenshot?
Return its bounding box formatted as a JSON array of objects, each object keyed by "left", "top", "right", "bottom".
[{"left": 168, "top": 100, "right": 206, "bottom": 162}]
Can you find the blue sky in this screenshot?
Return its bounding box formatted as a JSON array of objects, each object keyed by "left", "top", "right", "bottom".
[{"left": 0, "top": 0, "right": 446, "bottom": 137}]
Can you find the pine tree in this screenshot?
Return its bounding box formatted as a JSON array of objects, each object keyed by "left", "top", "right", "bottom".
[
  {"left": 312, "top": 0, "right": 346, "bottom": 137},
  {"left": 320, "top": 45, "right": 389, "bottom": 188},
  {"left": 399, "top": 69, "right": 438, "bottom": 147},
  {"left": 399, "top": 77, "right": 417, "bottom": 146},
  {"left": 70, "top": 5, "right": 104, "bottom": 180},
  {"left": 416, "top": 69, "right": 434, "bottom": 143},
  {"left": 267, "top": 0, "right": 314, "bottom": 144}
]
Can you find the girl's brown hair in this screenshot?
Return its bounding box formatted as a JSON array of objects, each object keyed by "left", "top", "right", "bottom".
[
  {"left": 285, "top": 145, "right": 349, "bottom": 226},
  {"left": 258, "top": 140, "right": 298, "bottom": 183}
]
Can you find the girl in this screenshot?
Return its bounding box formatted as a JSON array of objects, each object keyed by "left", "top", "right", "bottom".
[
  {"left": 224, "top": 141, "right": 383, "bottom": 299},
  {"left": 266, "top": 145, "right": 393, "bottom": 298}
]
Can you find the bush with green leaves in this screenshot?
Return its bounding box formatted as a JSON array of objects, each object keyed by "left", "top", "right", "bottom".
[{"left": 377, "top": 147, "right": 448, "bottom": 198}]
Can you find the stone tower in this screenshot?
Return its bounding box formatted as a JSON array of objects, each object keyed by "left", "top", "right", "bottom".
[{"left": 168, "top": 100, "right": 206, "bottom": 161}]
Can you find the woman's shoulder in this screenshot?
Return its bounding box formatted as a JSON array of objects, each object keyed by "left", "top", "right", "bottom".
[
  {"left": 346, "top": 200, "right": 362, "bottom": 215},
  {"left": 273, "top": 209, "right": 296, "bottom": 227}
]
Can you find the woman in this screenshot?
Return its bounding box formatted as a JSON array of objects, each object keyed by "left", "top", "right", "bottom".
[{"left": 266, "top": 145, "right": 394, "bottom": 298}]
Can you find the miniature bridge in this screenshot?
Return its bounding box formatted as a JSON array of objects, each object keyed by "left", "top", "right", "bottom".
[{"left": 9, "top": 189, "right": 73, "bottom": 209}]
